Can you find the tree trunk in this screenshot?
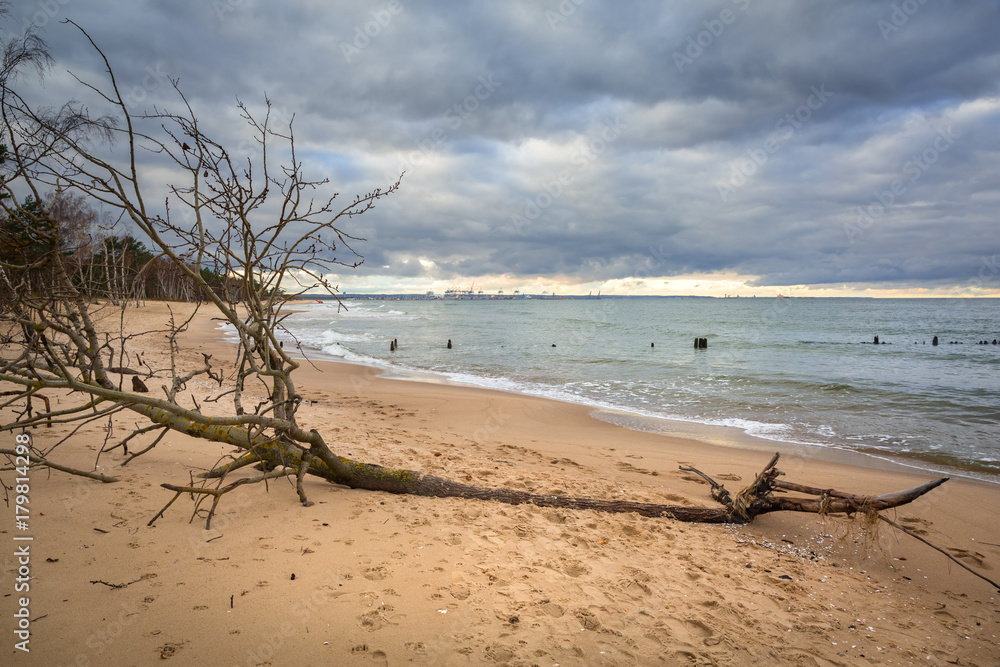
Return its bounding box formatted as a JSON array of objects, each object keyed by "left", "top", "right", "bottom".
[{"left": 140, "top": 408, "right": 945, "bottom": 525}]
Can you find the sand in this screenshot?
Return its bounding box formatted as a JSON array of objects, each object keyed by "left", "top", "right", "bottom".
[{"left": 2, "top": 301, "right": 998, "bottom": 666}]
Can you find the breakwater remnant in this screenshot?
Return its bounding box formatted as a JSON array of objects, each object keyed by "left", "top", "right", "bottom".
[{"left": 694, "top": 337, "right": 708, "bottom": 349}]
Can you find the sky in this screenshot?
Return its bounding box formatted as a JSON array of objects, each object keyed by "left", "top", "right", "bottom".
[{"left": 10, "top": 0, "right": 1000, "bottom": 297}]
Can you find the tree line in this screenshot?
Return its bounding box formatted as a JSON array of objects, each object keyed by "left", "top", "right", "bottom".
[{"left": 0, "top": 176, "right": 248, "bottom": 308}]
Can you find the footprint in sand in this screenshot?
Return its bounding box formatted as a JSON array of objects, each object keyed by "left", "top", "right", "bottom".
[
  {"left": 615, "top": 461, "right": 657, "bottom": 475},
  {"left": 946, "top": 548, "right": 987, "bottom": 568},
  {"left": 359, "top": 609, "right": 395, "bottom": 631},
  {"left": 898, "top": 516, "right": 931, "bottom": 536},
  {"left": 622, "top": 524, "right": 642, "bottom": 537},
  {"left": 539, "top": 602, "right": 565, "bottom": 617},
  {"left": 620, "top": 577, "right": 652, "bottom": 596},
  {"left": 484, "top": 643, "right": 517, "bottom": 663},
  {"left": 448, "top": 584, "right": 471, "bottom": 600},
  {"left": 665, "top": 616, "right": 715, "bottom": 643},
  {"left": 404, "top": 641, "right": 426, "bottom": 655},
  {"left": 574, "top": 608, "right": 602, "bottom": 630},
  {"left": 561, "top": 561, "right": 590, "bottom": 578}
]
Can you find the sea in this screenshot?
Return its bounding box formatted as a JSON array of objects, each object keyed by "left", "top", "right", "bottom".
[{"left": 276, "top": 297, "right": 1000, "bottom": 484}]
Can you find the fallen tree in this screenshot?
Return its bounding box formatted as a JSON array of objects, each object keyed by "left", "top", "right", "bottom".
[
  {"left": 0, "top": 20, "right": 954, "bottom": 545},
  {"left": 146, "top": 450, "right": 948, "bottom": 529}
]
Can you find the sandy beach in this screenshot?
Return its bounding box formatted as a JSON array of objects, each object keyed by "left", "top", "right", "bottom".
[{"left": 3, "top": 300, "right": 999, "bottom": 666}]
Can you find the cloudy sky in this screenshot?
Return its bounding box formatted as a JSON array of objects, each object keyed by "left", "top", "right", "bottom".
[{"left": 14, "top": 0, "right": 1000, "bottom": 296}]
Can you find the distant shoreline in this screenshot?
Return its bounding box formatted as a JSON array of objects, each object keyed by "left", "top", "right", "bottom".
[{"left": 294, "top": 293, "right": 1000, "bottom": 301}]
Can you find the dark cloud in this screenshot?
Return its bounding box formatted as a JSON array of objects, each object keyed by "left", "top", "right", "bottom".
[{"left": 14, "top": 0, "right": 1000, "bottom": 293}]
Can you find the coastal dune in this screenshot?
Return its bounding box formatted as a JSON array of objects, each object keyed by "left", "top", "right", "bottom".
[{"left": 3, "top": 301, "right": 999, "bottom": 666}]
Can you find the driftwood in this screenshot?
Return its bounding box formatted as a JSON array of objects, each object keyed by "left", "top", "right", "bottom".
[
  {"left": 150, "top": 449, "right": 947, "bottom": 529},
  {"left": 404, "top": 464, "right": 947, "bottom": 524},
  {"left": 279, "top": 450, "right": 945, "bottom": 525},
  {"left": 107, "top": 367, "right": 142, "bottom": 375},
  {"left": 0, "top": 447, "right": 119, "bottom": 482},
  {"left": 0, "top": 390, "right": 52, "bottom": 427},
  {"left": 677, "top": 455, "right": 997, "bottom": 591},
  {"left": 675, "top": 453, "right": 948, "bottom": 523}
]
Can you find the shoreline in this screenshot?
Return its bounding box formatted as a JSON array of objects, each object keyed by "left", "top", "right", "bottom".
[
  {"left": 6, "top": 301, "right": 999, "bottom": 666},
  {"left": 267, "top": 312, "right": 1000, "bottom": 488}
]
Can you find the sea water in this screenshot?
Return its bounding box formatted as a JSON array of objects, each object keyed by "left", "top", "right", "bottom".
[{"left": 279, "top": 297, "right": 1000, "bottom": 483}]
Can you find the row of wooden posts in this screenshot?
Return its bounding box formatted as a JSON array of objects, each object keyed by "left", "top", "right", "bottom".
[
  {"left": 389, "top": 335, "right": 997, "bottom": 352},
  {"left": 389, "top": 338, "right": 710, "bottom": 351},
  {"left": 871, "top": 335, "right": 998, "bottom": 346}
]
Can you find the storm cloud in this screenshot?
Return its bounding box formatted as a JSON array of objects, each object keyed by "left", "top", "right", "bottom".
[{"left": 13, "top": 0, "right": 1000, "bottom": 295}]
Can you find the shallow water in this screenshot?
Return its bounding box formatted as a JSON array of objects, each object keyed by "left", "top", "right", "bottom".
[{"left": 280, "top": 297, "right": 1000, "bottom": 483}]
